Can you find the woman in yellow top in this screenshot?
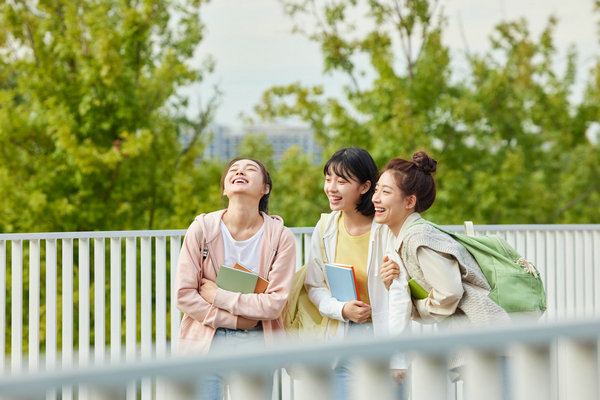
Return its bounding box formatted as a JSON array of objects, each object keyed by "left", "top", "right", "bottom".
[{"left": 304, "top": 147, "right": 411, "bottom": 399}]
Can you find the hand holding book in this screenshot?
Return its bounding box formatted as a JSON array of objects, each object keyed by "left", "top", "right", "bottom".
[
  {"left": 341, "top": 300, "right": 371, "bottom": 323},
  {"left": 200, "top": 278, "right": 218, "bottom": 304}
]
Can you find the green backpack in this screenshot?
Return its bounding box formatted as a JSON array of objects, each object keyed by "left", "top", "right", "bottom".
[{"left": 410, "top": 220, "right": 547, "bottom": 314}]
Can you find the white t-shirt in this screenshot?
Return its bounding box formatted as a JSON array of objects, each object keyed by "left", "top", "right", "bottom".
[{"left": 220, "top": 220, "right": 264, "bottom": 274}]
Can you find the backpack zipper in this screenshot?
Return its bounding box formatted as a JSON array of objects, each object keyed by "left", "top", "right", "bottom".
[{"left": 495, "top": 236, "right": 538, "bottom": 278}]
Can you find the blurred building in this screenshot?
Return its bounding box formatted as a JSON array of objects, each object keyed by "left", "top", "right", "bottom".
[{"left": 203, "top": 123, "right": 321, "bottom": 162}]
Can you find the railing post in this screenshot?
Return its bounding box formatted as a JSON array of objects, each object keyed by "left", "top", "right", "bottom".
[
  {"left": 463, "top": 221, "right": 475, "bottom": 236},
  {"left": 79, "top": 238, "right": 90, "bottom": 363},
  {"left": 510, "top": 344, "right": 551, "bottom": 400},
  {"left": 62, "top": 238, "right": 74, "bottom": 400},
  {"left": 83, "top": 386, "right": 127, "bottom": 400},
  {"left": 29, "top": 239, "right": 41, "bottom": 373},
  {"left": 140, "top": 236, "right": 152, "bottom": 400},
  {"left": 170, "top": 236, "right": 182, "bottom": 356},
  {"left": 228, "top": 372, "right": 270, "bottom": 400},
  {"left": 79, "top": 238, "right": 91, "bottom": 400},
  {"left": 558, "top": 339, "right": 599, "bottom": 400},
  {"left": 46, "top": 238, "right": 58, "bottom": 400},
  {"left": 411, "top": 354, "right": 447, "bottom": 400},
  {"left": 290, "top": 366, "right": 333, "bottom": 400},
  {"left": 125, "top": 237, "right": 137, "bottom": 400},
  {"left": 463, "top": 350, "right": 503, "bottom": 400},
  {"left": 155, "top": 236, "right": 168, "bottom": 400},
  {"left": 351, "top": 359, "right": 395, "bottom": 400},
  {"left": 156, "top": 379, "right": 202, "bottom": 400},
  {"left": 94, "top": 238, "right": 106, "bottom": 365},
  {"left": 155, "top": 236, "right": 167, "bottom": 357},
  {"left": 0, "top": 240, "right": 5, "bottom": 376},
  {"left": 11, "top": 240, "right": 23, "bottom": 374},
  {"left": 110, "top": 237, "right": 121, "bottom": 364}
]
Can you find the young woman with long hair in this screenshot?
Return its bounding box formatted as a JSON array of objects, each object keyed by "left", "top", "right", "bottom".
[
  {"left": 175, "top": 158, "right": 296, "bottom": 399},
  {"left": 304, "top": 147, "right": 411, "bottom": 398}
]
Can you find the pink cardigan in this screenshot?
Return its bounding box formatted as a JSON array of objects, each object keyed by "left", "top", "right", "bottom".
[{"left": 175, "top": 210, "right": 296, "bottom": 354}]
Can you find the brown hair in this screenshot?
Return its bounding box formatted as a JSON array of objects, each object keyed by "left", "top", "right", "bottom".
[
  {"left": 220, "top": 158, "right": 272, "bottom": 214},
  {"left": 383, "top": 151, "right": 437, "bottom": 213}
]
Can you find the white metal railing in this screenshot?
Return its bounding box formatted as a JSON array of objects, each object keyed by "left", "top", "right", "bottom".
[
  {"left": 0, "top": 224, "right": 599, "bottom": 399},
  {"left": 0, "top": 318, "right": 598, "bottom": 400}
]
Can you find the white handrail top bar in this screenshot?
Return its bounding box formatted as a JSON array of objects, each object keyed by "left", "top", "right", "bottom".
[
  {"left": 0, "top": 317, "right": 598, "bottom": 397},
  {"left": 1, "top": 224, "right": 598, "bottom": 241}
]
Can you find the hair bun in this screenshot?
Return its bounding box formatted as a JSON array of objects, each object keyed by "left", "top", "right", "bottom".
[{"left": 412, "top": 151, "right": 437, "bottom": 174}]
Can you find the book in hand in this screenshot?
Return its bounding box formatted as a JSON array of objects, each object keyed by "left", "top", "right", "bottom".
[
  {"left": 232, "top": 263, "right": 269, "bottom": 293},
  {"left": 325, "top": 263, "right": 360, "bottom": 302},
  {"left": 408, "top": 278, "right": 429, "bottom": 299},
  {"left": 215, "top": 263, "right": 269, "bottom": 294}
]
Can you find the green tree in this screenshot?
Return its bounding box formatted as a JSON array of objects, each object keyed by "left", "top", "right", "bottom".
[
  {"left": 209, "top": 131, "right": 327, "bottom": 227},
  {"left": 256, "top": 0, "right": 600, "bottom": 224},
  {"left": 0, "top": 0, "right": 219, "bottom": 233},
  {"left": 270, "top": 146, "right": 329, "bottom": 227},
  {"left": 236, "top": 132, "right": 276, "bottom": 173}
]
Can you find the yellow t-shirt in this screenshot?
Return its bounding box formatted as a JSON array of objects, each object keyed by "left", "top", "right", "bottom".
[{"left": 334, "top": 214, "right": 371, "bottom": 306}]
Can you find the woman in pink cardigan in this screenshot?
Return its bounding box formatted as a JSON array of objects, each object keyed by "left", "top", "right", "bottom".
[{"left": 175, "top": 158, "right": 296, "bottom": 399}]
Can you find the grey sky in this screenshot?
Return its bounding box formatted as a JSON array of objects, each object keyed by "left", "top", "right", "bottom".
[{"left": 186, "top": 0, "right": 598, "bottom": 128}]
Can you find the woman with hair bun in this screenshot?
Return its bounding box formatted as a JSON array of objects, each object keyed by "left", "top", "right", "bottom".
[{"left": 373, "top": 151, "right": 508, "bottom": 328}]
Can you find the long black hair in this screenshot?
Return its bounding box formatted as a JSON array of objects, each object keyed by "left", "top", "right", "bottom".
[{"left": 324, "top": 147, "right": 379, "bottom": 216}]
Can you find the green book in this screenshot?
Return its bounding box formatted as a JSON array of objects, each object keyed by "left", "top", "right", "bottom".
[
  {"left": 408, "top": 278, "right": 429, "bottom": 299},
  {"left": 216, "top": 265, "right": 259, "bottom": 294}
]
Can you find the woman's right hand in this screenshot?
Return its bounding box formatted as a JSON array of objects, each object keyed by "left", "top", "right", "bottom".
[
  {"left": 237, "top": 316, "right": 258, "bottom": 330},
  {"left": 341, "top": 300, "right": 371, "bottom": 323},
  {"left": 379, "top": 256, "right": 401, "bottom": 290}
]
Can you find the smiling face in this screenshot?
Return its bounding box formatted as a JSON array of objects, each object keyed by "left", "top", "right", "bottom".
[
  {"left": 222, "top": 159, "right": 270, "bottom": 200},
  {"left": 323, "top": 165, "right": 371, "bottom": 214},
  {"left": 372, "top": 170, "right": 416, "bottom": 235}
]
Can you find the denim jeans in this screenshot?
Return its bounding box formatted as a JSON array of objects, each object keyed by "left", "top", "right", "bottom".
[
  {"left": 332, "top": 322, "right": 408, "bottom": 400},
  {"left": 332, "top": 322, "right": 372, "bottom": 400},
  {"left": 200, "top": 324, "right": 265, "bottom": 400}
]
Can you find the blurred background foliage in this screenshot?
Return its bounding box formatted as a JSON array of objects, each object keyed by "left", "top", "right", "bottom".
[{"left": 1, "top": 0, "right": 599, "bottom": 234}]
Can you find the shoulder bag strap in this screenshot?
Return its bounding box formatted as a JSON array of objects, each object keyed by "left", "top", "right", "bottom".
[
  {"left": 319, "top": 213, "right": 330, "bottom": 264},
  {"left": 197, "top": 219, "right": 219, "bottom": 276}
]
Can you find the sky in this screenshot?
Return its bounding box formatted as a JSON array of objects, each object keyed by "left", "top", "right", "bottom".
[{"left": 184, "top": 0, "right": 599, "bottom": 129}]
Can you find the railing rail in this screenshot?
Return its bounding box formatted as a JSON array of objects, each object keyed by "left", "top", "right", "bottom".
[
  {"left": 0, "top": 318, "right": 598, "bottom": 400},
  {"left": 1, "top": 224, "right": 599, "bottom": 399}
]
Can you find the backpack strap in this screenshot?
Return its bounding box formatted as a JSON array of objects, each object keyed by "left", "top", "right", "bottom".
[
  {"left": 197, "top": 217, "right": 219, "bottom": 276},
  {"left": 318, "top": 213, "right": 330, "bottom": 264},
  {"left": 398, "top": 219, "right": 442, "bottom": 299},
  {"left": 397, "top": 239, "right": 430, "bottom": 299},
  {"left": 197, "top": 222, "right": 208, "bottom": 260},
  {"left": 265, "top": 219, "right": 285, "bottom": 281},
  {"left": 313, "top": 213, "right": 341, "bottom": 334}
]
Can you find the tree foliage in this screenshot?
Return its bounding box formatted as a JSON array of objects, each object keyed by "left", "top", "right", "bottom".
[
  {"left": 254, "top": 0, "right": 600, "bottom": 224},
  {"left": 0, "top": 0, "right": 221, "bottom": 233},
  {"left": 1, "top": 0, "right": 599, "bottom": 234}
]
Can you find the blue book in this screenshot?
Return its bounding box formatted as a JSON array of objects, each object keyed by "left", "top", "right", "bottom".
[{"left": 325, "top": 263, "right": 360, "bottom": 302}]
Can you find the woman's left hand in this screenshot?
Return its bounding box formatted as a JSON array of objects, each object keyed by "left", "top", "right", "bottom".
[
  {"left": 379, "top": 256, "right": 401, "bottom": 290},
  {"left": 200, "top": 278, "right": 218, "bottom": 304}
]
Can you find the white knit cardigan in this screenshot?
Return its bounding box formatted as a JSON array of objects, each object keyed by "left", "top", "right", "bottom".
[{"left": 399, "top": 221, "right": 510, "bottom": 327}]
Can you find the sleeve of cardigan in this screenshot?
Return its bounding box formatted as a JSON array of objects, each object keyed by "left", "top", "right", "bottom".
[
  {"left": 175, "top": 218, "right": 238, "bottom": 329},
  {"left": 413, "top": 246, "right": 464, "bottom": 323}
]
